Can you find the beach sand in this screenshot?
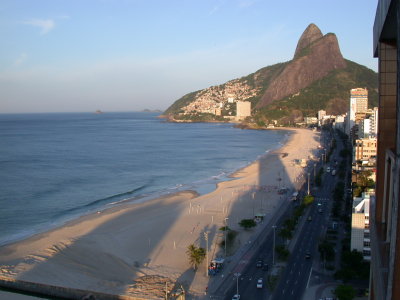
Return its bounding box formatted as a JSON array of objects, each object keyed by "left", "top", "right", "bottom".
[{"left": 0, "top": 128, "right": 321, "bottom": 299}]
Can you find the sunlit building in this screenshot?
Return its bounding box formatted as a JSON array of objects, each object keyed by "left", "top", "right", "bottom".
[
  {"left": 351, "top": 193, "right": 371, "bottom": 260},
  {"left": 370, "top": 1, "right": 400, "bottom": 299}
]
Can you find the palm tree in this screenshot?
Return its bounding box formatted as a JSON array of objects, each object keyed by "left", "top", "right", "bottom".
[{"left": 186, "top": 244, "right": 206, "bottom": 270}]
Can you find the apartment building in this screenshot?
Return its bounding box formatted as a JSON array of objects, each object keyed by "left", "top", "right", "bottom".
[
  {"left": 351, "top": 193, "right": 371, "bottom": 260},
  {"left": 349, "top": 88, "right": 369, "bottom": 134},
  {"left": 370, "top": 1, "right": 400, "bottom": 299},
  {"left": 236, "top": 101, "right": 251, "bottom": 120},
  {"left": 354, "top": 138, "right": 377, "bottom": 162}
]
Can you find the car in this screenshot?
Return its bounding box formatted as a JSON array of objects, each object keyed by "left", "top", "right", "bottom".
[
  {"left": 318, "top": 208, "right": 323, "bottom": 213},
  {"left": 232, "top": 294, "right": 240, "bottom": 300},
  {"left": 262, "top": 263, "right": 269, "bottom": 271},
  {"left": 256, "top": 278, "right": 263, "bottom": 288},
  {"left": 308, "top": 216, "right": 312, "bottom": 221},
  {"left": 305, "top": 252, "right": 311, "bottom": 259},
  {"left": 256, "top": 259, "right": 263, "bottom": 268}
]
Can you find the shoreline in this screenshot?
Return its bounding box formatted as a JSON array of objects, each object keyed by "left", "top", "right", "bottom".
[
  {"left": 0, "top": 127, "right": 321, "bottom": 299},
  {"left": 0, "top": 128, "right": 291, "bottom": 248}
]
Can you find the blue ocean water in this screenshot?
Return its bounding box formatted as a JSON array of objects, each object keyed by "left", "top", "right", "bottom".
[{"left": 0, "top": 112, "right": 288, "bottom": 245}]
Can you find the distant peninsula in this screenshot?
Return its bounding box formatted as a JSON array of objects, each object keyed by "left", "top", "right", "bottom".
[{"left": 141, "top": 109, "right": 162, "bottom": 113}]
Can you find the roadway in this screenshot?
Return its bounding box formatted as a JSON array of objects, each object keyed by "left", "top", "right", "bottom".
[
  {"left": 217, "top": 128, "right": 345, "bottom": 300},
  {"left": 272, "top": 128, "right": 343, "bottom": 300}
]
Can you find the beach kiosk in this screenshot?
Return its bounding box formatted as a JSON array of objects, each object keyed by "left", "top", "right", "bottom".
[{"left": 208, "top": 258, "right": 224, "bottom": 276}]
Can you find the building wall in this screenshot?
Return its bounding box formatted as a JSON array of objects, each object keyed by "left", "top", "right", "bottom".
[
  {"left": 352, "top": 213, "right": 366, "bottom": 252},
  {"left": 354, "top": 138, "right": 377, "bottom": 162},
  {"left": 371, "top": 1, "right": 400, "bottom": 299}
]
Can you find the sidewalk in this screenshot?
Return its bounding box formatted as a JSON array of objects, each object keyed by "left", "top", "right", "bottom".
[{"left": 302, "top": 283, "right": 337, "bottom": 300}]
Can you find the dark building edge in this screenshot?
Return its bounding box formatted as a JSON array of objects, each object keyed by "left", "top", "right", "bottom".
[{"left": 370, "top": 1, "right": 400, "bottom": 300}]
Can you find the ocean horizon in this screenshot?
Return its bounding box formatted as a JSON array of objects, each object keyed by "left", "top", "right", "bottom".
[{"left": 0, "top": 112, "right": 289, "bottom": 246}]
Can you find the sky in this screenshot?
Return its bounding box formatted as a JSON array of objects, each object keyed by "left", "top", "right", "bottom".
[{"left": 0, "top": 0, "right": 379, "bottom": 113}]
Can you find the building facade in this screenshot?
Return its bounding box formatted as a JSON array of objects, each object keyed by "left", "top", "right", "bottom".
[
  {"left": 236, "top": 101, "right": 251, "bottom": 119},
  {"left": 371, "top": 107, "right": 379, "bottom": 137},
  {"left": 370, "top": 1, "right": 400, "bottom": 300},
  {"left": 351, "top": 194, "right": 371, "bottom": 260},
  {"left": 349, "top": 88, "right": 369, "bottom": 141},
  {"left": 354, "top": 138, "right": 377, "bottom": 162}
]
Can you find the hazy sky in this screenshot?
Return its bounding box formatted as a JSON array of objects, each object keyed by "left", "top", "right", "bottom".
[{"left": 0, "top": 0, "right": 379, "bottom": 113}]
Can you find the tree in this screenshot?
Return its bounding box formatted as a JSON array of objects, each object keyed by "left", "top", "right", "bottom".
[
  {"left": 318, "top": 239, "right": 335, "bottom": 261},
  {"left": 186, "top": 244, "right": 206, "bottom": 270},
  {"left": 279, "top": 227, "right": 292, "bottom": 240},
  {"left": 334, "top": 284, "right": 356, "bottom": 300},
  {"left": 238, "top": 219, "right": 257, "bottom": 230},
  {"left": 303, "top": 195, "right": 314, "bottom": 206},
  {"left": 275, "top": 245, "right": 290, "bottom": 261}
]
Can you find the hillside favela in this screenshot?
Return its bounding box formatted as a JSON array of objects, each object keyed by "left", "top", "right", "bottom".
[{"left": 0, "top": 1, "right": 399, "bottom": 300}]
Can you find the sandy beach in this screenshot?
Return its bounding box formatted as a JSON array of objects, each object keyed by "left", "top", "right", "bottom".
[{"left": 0, "top": 128, "right": 321, "bottom": 299}]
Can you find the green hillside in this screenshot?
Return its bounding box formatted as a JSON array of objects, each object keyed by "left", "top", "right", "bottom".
[
  {"left": 164, "top": 62, "right": 288, "bottom": 116},
  {"left": 253, "top": 60, "right": 378, "bottom": 124},
  {"left": 164, "top": 59, "right": 377, "bottom": 124}
]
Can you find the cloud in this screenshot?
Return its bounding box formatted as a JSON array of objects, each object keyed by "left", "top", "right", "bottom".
[
  {"left": 238, "top": 0, "right": 256, "bottom": 8},
  {"left": 15, "top": 53, "right": 28, "bottom": 66},
  {"left": 23, "top": 19, "right": 55, "bottom": 35}
]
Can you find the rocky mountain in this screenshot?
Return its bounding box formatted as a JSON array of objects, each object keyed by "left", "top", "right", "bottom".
[{"left": 164, "top": 24, "right": 378, "bottom": 124}]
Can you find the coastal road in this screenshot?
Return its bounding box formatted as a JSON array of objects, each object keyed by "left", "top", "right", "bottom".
[
  {"left": 220, "top": 201, "right": 295, "bottom": 300},
  {"left": 271, "top": 129, "right": 341, "bottom": 300},
  {"left": 215, "top": 129, "right": 340, "bottom": 300}
]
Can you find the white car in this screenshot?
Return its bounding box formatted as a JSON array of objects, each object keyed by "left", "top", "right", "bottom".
[
  {"left": 257, "top": 278, "right": 263, "bottom": 288},
  {"left": 232, "top": 294, "right": 241, "bottom": 300}
]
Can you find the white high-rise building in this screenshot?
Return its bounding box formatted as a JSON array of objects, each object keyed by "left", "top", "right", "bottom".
[
  {"left": 318, "top": 110, "right": 326, "bottom": 126},
  {"left": 351, "top": 193, "right": 371, "bottom": 260},
  {"left": 349, "top": 88, "right": 369, "bottom": 134},
  {"left": 371, "top": 107, "right": 379, "bottom": 137},
  {"left": 236, "top": 101, "right": 251, "bottom": 119},
  {"left": 360, "top": 118, "right": 372, "bottom": 138}
]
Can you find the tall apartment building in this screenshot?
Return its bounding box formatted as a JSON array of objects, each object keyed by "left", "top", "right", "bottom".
[
  {"left": 351, "top": 193, "right": 371, "bottom": 260},
  {"left": 371, "top": 107, "right": 379, "bottom": 137},
  {"left": 360, "top": 118, "right": 372, "bottom": 138},
  {"left": 236, "top": 101, "right": 251, "bottom": 120},
  {"left": 370, "top": 1, "right": 400, "bottom": 300},
  {"left": 352, "top": 88, "right": 369, "bottom": 113},
  {"left": 348, "top": 88, "right": 369, "bottom": 137}
]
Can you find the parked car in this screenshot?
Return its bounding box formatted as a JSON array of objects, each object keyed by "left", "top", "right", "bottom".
[
  {"left": 262, "top": 263, "right": 269, "bottom": 271},
  {"left": 232, "top": 294, "right": 240, "bottom": 300},
  {"left": 305, "top": 252, "right": 311, "bottom": 259},
  {"left": 256, "top": 259, "right": 263, "bottom": 268}
]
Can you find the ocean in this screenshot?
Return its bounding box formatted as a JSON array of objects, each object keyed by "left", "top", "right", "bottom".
[{"left": 0, "top": 112, "right": 288, "bottom": 246}]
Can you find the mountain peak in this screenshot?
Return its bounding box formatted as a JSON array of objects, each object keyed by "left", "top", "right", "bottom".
[
  {"left": 294, "top": 23, "right": 323, "bottom": 59},
  {"left": 256, "top": 23, "right": 346, "bottom": 108}
]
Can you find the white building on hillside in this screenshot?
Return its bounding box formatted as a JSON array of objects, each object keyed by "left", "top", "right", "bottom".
[{"left": 236, "top": 101, "right": 251, "bottom": 120}]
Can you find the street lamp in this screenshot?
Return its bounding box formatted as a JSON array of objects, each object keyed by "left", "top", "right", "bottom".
[
  {"left": 314, "top": 163, "right": 317, "bottom": 179},
  {"left": 224, "top": 217, "right": 229, "bottom": 257},
  {"left": 234, "top": 273, "right": 240, "bottom": 296},
  {"left": 252, "top": 192, "right": 255, "bottom": 217},
  {"left": 272, "top": 225, "right": 277, "bottom": 266},
  {"left": 204, "top": 231, "right": 209, "bottom": 277}
]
